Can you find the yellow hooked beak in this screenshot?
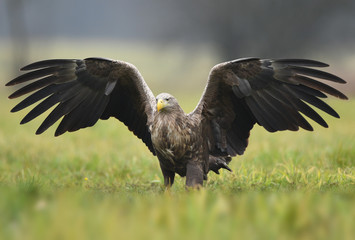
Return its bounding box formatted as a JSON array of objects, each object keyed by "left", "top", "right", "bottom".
[{"left": 157, "top": 98, "right": 167, "bottom": 112}]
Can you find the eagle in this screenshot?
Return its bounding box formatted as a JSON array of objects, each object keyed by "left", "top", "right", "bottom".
[{"left": 6, "top": 57, "right": 347, "bottom": 188}]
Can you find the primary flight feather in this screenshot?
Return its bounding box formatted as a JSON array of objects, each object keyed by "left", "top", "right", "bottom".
[{"left": 6, "top": 57, "right": 347, "bottom": 187}]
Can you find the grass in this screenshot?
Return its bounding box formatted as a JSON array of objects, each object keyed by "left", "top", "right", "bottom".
[
  {"left": 1, "top": 96, "right": 354, "bottom": 240},
  {"left": 0, "top": 40, "right": 354, "bottom": 239}
]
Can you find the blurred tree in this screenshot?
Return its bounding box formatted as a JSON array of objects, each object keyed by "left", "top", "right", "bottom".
[
  {"left": 2, "top": 0, "right": 354, "bottom": 64},
  {"left": 170, "top": 0, "right": 355, "bottom": 60},
  {"left": 6, "top": 0, "right": 28, "bottom": 73}
]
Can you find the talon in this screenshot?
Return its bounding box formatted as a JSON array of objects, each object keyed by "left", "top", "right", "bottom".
[
  {"left": 221, "top": 162, "right": 232, "bottom": 172},
  {"left": 208, "top": 156, "right": 232, "bottom": 174}
]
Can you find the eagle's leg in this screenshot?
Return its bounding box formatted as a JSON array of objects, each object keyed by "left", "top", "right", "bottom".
[
  {"left": 160, "top": 165, "right": 175, "bottom": 187},
  {"left": 186, "top": 162, "right": 204, "bottom": 188}
]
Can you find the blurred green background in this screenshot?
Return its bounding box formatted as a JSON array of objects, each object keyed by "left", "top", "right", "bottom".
[{"left": 0, "top": 1, "right": 354, "bottom": 239}]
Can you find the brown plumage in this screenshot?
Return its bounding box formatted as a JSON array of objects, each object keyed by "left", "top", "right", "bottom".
[{"left": 6, "top": 57, "right": 347, "bottom": 187}]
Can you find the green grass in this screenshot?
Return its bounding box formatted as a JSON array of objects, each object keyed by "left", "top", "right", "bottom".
[
  {"left": 0, "top": 40, "right": 354, "bottom": 239},
  {"left": 1, "top": 96, "right": 354, "bottom": 240}
]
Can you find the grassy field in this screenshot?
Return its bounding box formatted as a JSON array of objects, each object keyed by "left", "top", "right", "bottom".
[
  {"left": 0, "top": 41, "right": 354, "bottom": 239},
  {"left": 1, "top": 95, "right": 354, "bottom": 240}
]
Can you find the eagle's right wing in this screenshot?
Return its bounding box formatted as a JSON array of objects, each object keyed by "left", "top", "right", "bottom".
[{"left": 6, "top": 57, "right": 157, "bottom": 155}]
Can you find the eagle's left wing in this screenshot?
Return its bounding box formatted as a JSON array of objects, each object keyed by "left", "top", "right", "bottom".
[{"left": 190, "top": 58, "right": 347, "bottom": 157}]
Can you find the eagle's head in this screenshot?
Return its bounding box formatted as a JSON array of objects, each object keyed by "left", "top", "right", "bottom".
[{"left": 156, "top": 93, "right": 181, "bottom": 113}]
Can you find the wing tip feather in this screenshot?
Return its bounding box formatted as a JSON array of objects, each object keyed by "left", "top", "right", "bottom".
[
  {"left": 304, "top": 126, "right": 314, "bottom": 131},
  {"left": 35, "top": 129, "right": 43, "bottom": 135},
  {"left": 20, "top": 59, "right": 77, "bottom": 71},
  {"left": 54, "top": 131, "right": 64, "bottom": 137},
  {"left": 5, "top": 81, "right": 14, "bottom": 87},
  {"left": 10, "top": 107, "right": 18, "bottom": 113},
  {"left": 273, "top": 59, "right": 330, "bottom": 68}
]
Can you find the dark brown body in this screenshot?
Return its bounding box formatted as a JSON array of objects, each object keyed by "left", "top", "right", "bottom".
[{"left": 151, "top": 98, "right": 209, "bottom": 186}]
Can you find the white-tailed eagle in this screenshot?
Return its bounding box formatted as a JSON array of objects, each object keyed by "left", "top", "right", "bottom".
[{"left": 6, "top": 57, "right": 347, "bottom": 187}]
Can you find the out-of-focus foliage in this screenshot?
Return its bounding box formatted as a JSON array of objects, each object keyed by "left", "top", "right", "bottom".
[{"left": 2, "top": 0, "right": 355, "bottom": 60}]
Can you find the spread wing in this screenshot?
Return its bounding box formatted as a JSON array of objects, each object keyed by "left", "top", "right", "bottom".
[
  {"left": 6, "top": 57, "right": 157, "bottom": 154},
  {"left": 190, "top": 58, "right": 347, "bottom": 157}
]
